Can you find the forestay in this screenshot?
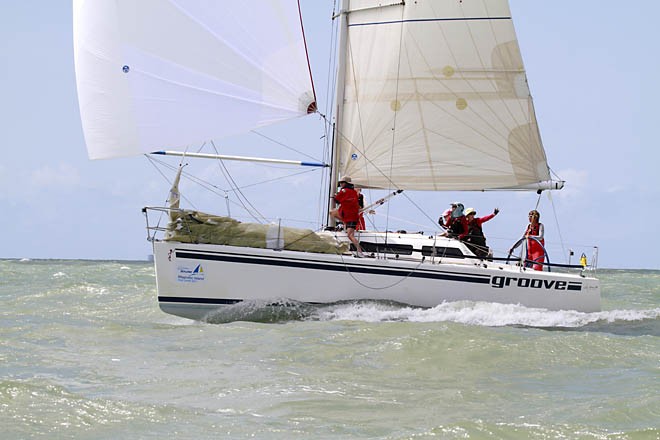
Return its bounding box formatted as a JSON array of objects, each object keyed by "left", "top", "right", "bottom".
[
  {"left": 337, "top": 0, "right": 550, "bottom": 191},
  {"left": 73, "top": 0, "right": 315, "bottom": 160}
]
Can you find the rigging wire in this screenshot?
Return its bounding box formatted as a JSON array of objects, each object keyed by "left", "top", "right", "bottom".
[
  {"left": 317, "top": 112, "right": 441, "bottom": 232},
  {"left": 232, "top": 167, "right": 320, "bottom": 191},
  {"left": 339, "top": 252, "right": 428, "bottom": 290},
  {"left": 547, "top": 191, "right": 569, "bottom": 264},
  {"left": 147, "top": 153, "right": 323, "bottom": 224},
  {"left": 146, "top": 155, "right": 198, "bottom": 210},
  {"left": 534, "top": 190, "right": 542, "bottom": 210},
  {"left": 146, "top": 156, "right": 247, "bottom": 219},
  {"left": 250, "top": 130, "right": 321, "bottom": 163},
  {"left": 319, "top": 0, "right": 340, "bottom": 228},
  {"left": 148, "top": 156, "right": 224, "bottom": 199},
  {"left": 210, "top": 140, "right": 267, "bottom": 223},
  {"left": 383, "top": 5, "right": 408, "bottom": 243}
]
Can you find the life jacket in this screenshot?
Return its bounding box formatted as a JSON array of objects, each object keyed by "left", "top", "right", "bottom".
[
  {"left": 464, "top": 218, "right": 489, "bottom": 257},
  {"left": 526, "top": 223, "right": 544, "bottom": 244},
  {"left": 466, "top": 218, "right": 486, "bottom": 247},
  {"left": 525, "top": 223, "right": 545, "bottom": 256},
  {"left": 448, "top": 216, "right": 466, "bottom": 237}
]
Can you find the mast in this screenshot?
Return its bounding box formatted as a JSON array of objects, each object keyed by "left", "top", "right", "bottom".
[{"left": 327, "top": 0, "right": 350, "bottom": 227}]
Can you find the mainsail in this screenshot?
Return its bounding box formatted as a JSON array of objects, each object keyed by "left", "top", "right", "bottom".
[
  {"left": 336, "top": 0, "right": 551, "bottom": 191},
  {"left": 73, "top": 0, "right": 315, "bottom": 160}
]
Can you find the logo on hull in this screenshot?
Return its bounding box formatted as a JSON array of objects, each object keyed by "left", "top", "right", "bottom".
[
  {"left": 491, "top": 275, "right": 581, "bottom": 291},
  {"left": 177, "top": 264, "right": 205, "bottom": 283}
]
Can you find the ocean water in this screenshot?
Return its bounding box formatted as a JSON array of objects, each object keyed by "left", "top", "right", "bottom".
[{"left": 1, "top": 260, "right": 658, "bottom": 439}]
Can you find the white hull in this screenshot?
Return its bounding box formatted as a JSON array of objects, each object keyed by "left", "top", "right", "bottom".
[{"left": 152, "top": 236, "right": 601, "bottom": 321}]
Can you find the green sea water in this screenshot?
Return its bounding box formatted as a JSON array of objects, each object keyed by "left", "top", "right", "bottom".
[{"left": 1, "top": 260, "right": 658, "bottom": 439}]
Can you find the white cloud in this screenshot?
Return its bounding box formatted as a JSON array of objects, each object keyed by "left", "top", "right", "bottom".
[
  {"left": 553, "top": 168, "right": 588, "bottom": 200},
  {"left": 30, "top": 163, "right": 81, "bottom": 188},
  {"left": 605, "top": 185, "right": 626, "bottom": 194}
]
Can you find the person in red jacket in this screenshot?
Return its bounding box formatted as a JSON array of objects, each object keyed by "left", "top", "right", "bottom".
[
  {"left": 509, "top": 210, "right": 545, "bottom": 270},
  {"left": 463, "top": 207, "right": 499, "bottom": 258},
  {"left": 445, "top": 202, "right": 469, "bottom": 240},
  {"left": 330, "top": 176, "right": 364, "bottom": 257},
  {"left": 523, "top": 210, "right": 545, "bottom": 270}
]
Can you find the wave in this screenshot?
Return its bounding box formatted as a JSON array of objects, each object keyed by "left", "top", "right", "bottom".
[
  {"left": 199, "top": 298, "right": 660, "bottom": 335},
  {"left": 203, "top": 298, "right": 318, "bottom": 324}
]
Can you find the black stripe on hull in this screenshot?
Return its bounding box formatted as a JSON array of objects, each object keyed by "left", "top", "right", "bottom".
[
  {"left": 158, "top": 296, "right": 326, "bottom": 306},
  {"left": 158, "top": 296, "right": 242, "bottom": 305},
  {"left": 158, "top": 249, "right": 585, "bottom": 307},
  {"left": 175, "top": 250, "right": 490, "bottom": 285}
]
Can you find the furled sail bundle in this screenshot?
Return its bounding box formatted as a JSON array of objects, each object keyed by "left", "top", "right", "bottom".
[
  {"left": 337, "top": 0, "right": 550, "bottom": 190},
  {"left": 73, "top": 0, "right": 315, "bottom": 160}
]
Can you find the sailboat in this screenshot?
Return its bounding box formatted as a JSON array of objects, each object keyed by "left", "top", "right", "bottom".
[{"left": 73, "top": 0, "right": 601, "bottom": 320}]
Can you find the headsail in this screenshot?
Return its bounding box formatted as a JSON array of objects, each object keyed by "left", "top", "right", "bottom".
[
  {"left": 73, "top": 0, "right": 315, "bottom": 160},
  {"left": 336, "top": 0, "right": 552, "bottom": 191}
]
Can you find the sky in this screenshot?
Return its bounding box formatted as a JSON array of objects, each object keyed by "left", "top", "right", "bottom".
[{"left": 1, "top": 1, "right": 658, "bottom": 269}]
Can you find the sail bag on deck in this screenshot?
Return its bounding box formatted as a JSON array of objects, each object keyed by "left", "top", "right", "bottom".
[{"left": 166, "top": 211, "right": 345, "bottom": 255}]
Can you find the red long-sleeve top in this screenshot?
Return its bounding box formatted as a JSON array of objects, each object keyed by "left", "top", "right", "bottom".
[{"left": 334, "top": 187, "right": 360, "bottom": 222}]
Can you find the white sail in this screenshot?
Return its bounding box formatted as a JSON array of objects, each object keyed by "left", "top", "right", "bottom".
[
  {"left": 73, "top": 0, "right": 315, "bottom": 160},
  {"left": 336, "top": 0, "right": 551, "bottom": 191}
]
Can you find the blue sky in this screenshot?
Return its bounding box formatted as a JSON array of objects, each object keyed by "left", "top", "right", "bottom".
[{"left": 1, "top": 1, "right": 658, "bottom": 269}]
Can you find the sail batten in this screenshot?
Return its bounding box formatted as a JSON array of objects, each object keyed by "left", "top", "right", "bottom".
[
  {"left": 336, "top": 0, "right": 551, "bottom": 191},
  {"left": 348, "top": 16, "right": 512, "bottom": 27}
]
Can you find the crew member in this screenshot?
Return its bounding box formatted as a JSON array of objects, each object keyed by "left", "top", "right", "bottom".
[
  {"left": 463, "top": 207, "right": 499, "bottom": 258},
  {"left": 510, "top": 210, "right": 545, "bottom": 271},
  {"left": 445, "top": 202, "right": 468, "bottom": 239},
  {"left": 330, "top": 176, "right": 364, "bottom": 257}
]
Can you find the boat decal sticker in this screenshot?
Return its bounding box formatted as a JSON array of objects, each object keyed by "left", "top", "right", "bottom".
[{"left": 176, "top": 264, "right": 205, "bottom": 283}]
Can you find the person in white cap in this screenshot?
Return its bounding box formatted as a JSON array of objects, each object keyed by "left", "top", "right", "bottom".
[
  {"left": 463, "top": 207, "right": 499, "bottom": 258},
  {"left": 330, "top": 176, "right": 364, "bottom": 257}
]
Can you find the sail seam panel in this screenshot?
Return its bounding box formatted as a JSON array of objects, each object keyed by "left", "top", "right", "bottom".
[
  {"left": 456, "top": 5, "right": 518, "bottom": 158},
  {"left": 348, "top": 16, "right": 511, "bottom": 28},
  {"left": 481, "top": 1, "right": 538, "bottom": 181}
]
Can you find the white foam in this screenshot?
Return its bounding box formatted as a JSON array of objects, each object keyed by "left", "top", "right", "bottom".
[{"left": 317, "top": 301, "right": 660, "bottom": 328}]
